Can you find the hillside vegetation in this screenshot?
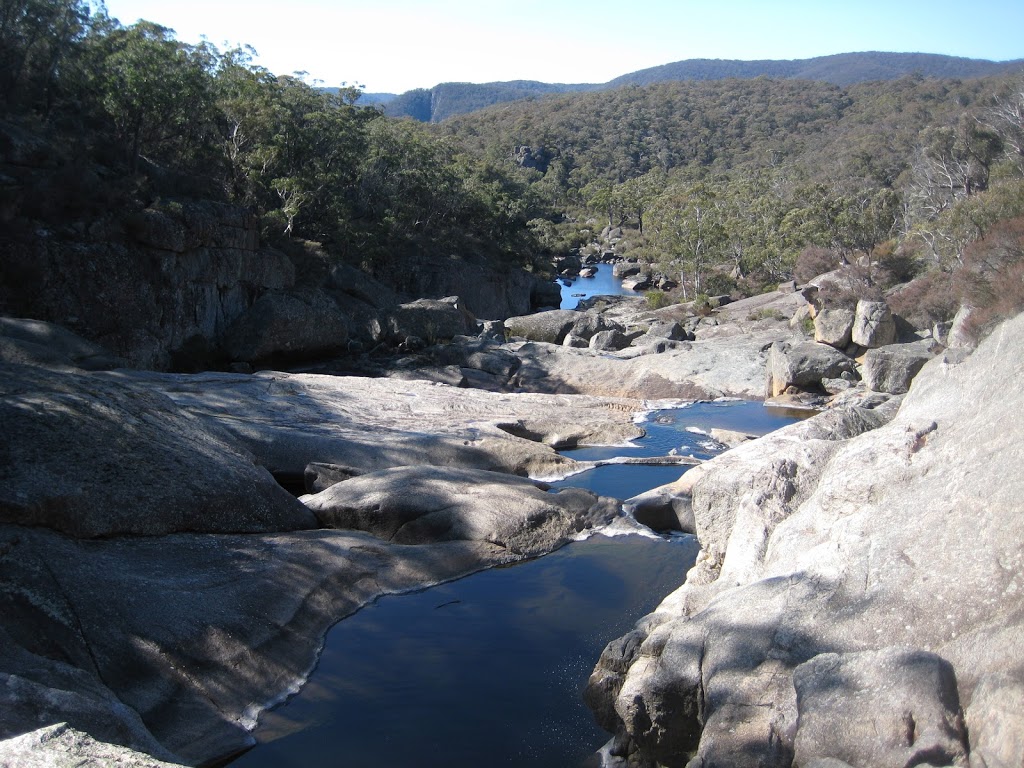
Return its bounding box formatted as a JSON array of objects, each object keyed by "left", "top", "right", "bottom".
[
  {"left": 1, "top": 0, "right": 1023, "bottom": 344},
  {"left": 439, "top": 71, "right": 1024, "bottom": 335},
  {"left": 0, "top": 0, "right": 544, "bottom": 283},
  {"left": 383, "top": 52, "right": 1022, "bottom": 123}
]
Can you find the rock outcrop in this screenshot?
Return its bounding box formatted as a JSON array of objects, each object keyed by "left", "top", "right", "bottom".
[
  {"left": 585, "top": 311, "right": 1024, "bottom": 767},
  {"left": 0, "top": 358, "right": 646, "bottom": 766}
]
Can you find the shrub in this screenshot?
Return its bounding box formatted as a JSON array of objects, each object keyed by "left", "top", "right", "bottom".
[
  {"left": 645, "top": 290, "right": 671, "bottom": 309},
  {"left": 888, "top": 270, "right": 958, "bottom": 328},
  {"left": 794, "top": 246, "right": 843, "bottom": 283}
]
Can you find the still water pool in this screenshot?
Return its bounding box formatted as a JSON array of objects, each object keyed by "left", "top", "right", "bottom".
[
  {"left": 559, "top": 263, "right": 642, "bottom": 309},
  {"left": 230, "top": 401, "right": 802, "bottom": 768}
]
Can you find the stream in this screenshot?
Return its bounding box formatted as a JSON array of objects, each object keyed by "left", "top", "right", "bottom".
[{"left": 230, "top": 401, "right": 802, "bottom": 768}]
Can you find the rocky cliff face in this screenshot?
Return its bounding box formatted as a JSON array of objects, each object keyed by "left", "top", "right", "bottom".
[
  {"left": 585, "top": 311, "right": 1024, "bottom": 767},
  {"left": 0, "top": 199, "right": 296, "bottom": 369}
]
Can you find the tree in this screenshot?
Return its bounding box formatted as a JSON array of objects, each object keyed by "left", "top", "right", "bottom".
[
  {"left": 97, "top": 21, "right": 218, "bottom": 170},
  {"left": 648, "top": 182, "right": 727, "bottom": 298}
]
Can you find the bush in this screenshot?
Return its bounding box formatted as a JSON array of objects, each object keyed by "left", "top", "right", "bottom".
[
  {"left": 794, "top": 246, "right": 842, "bottom": 283},
  {"left": 645, "top": 290, "right": 671, "bottom": 309},
  {"left": 888, "top": 270, "right": 958, "bottom": 329}
]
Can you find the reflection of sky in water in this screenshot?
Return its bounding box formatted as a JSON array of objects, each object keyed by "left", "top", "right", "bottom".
[
  {"left": 551, "top": 401, "right": 803, "bottom": 498},
  {"left": 232, "top": 402, "right": 800, "bottom": 768},
  {"left": 233, "top": 534, "right": 699, "bottom": 768},
  {"left": 559, "top": 263, "right": 642, "bottom": 309}
]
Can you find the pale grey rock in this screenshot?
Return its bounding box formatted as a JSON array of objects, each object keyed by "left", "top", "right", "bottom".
[
  {"left": 946, "top": 304, "right": 978, "bottom": 349},
  {"left": 303, "top": 465, "right": 618, "bottom": 555},
  {"left": 765, "top": 340, "right": 857, "bottom": 397},
  {"left": 221, "top": 291, "right": 349, "bottom": 363},
  {"left": 793, "top": 648, "right": 968, "bottom": 768},
  {"left": 813, "top": 307, "right": 855, "bottom": 348},
  {"left": 380, "top": 296, "right": 474, "bottom": 344},
  {"left": 0, "top": 317, "right": 127, "bottom": 371},
  {"left": 708, "top": 428, "right": 755, "bottom": 447},
  {"left": 432, "top": 340, "right": 520, "bottom": 378},
  {"left": 613, "top": 262, "right": 642, "bottom": 279},
  {"left": 0, "top": 524, "right": 524, "bottom": 764},
  {"left": 862, "top": 343, "right": 933, "bottom": 394},
  {"left": 587, "top": 312, "right": 1024, "bottom": 767},
  {"left": 0, "top": 724, "right": 185, "bottom": 768},
  {"left": 589, "top": 329, "right": 631, "bottom": 351},
  {"left": 562, "top": 332, "right": 590, "bottom": 348},
  {"left": 303, "top": 462, "right": 363, "bottom": 493},
  {"left": 0, "top": 362, "right": 316, "bottom": 538},
  {"left": 505, "top": 309, "right": 581, "bottom": 344},
  {"left": 852, "top": 300, "right": 897, "bottom": 348},
  {"left": 571, "top": 313, "right": 622, "bottom": 341},
  {"left": 509, "top": 323, "right": 801, "bottom": 400},
  {"left": 622, "top": 275, "right": 653, "bottom": 292},
  {"left": 124, "top": 368, "right": 644, "bottom": 480}
]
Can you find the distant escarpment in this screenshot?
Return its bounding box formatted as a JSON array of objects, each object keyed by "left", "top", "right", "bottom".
[{"left": 382, "top": 52, "right": 1022, "bottom": 122}]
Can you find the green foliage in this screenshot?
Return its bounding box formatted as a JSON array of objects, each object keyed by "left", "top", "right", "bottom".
[{"left": 644, "top": 290, "right": 671, "bottom": 309}]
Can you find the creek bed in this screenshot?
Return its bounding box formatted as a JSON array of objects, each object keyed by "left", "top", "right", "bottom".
[{"left": 230, "top": 401, "right": 801, "bottom": 768}]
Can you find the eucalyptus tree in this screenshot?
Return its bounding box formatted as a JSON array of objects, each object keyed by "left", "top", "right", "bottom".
[{"left": 647, "top": 181, "right": 727, "bottom": 298}]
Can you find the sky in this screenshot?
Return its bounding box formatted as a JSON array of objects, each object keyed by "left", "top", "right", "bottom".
[{"left": 98, "top": 0, "right": 1024, "bottom": 94}]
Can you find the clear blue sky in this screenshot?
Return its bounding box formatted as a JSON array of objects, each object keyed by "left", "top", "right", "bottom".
[{"left": 98, "top": 0, "right": 1024, "bottom": 93}]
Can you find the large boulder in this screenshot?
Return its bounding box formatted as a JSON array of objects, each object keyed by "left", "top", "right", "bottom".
[
  {"left": 505, "top": 309, "right": 581, "bottom": 344},
  {"left": 378, "top": 296, "right": 475, "bottom": 344},
  {"left": 302, "top": 465, "right": 618, "bottom": 555},
  {"left": 852, "top": 300, "right": 897, "bottom": 348},
  {"left": 0, "top": 362, "right": 316, "bottom": 538},
  {"left": 813, "top": 307, "right": 855, "bottom": 348},
  {"left": 862, "top": 343, "right": 934, "bottom": 394},
  {"left": 221, "top": 291, "right": 349, "bottom": 363},
  {"left": 765, "top": 340, "right": 857, "bottom": 397},
  {"left": 586, "top": 311, "right": 1024, "bottom": 767}
]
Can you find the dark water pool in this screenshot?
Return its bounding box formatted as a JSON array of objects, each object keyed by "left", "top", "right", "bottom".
[
  {"left": 230, "top": 401, "right": 802, "bottom": 768},
  {"left": 559, "top": 263, "right": 642, "bottom": 309},
  {"left": 230, "top": 533, "right": 699, "bottom": 768}
]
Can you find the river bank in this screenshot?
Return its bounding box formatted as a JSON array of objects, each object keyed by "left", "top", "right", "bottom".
[{"left": 1, "top": 281, "right": 1022, "bottom": 767}]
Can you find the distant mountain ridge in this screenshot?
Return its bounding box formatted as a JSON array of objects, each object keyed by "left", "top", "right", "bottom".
[{"left": 379, "top": 51, "right": 1023, "bottom": 122}]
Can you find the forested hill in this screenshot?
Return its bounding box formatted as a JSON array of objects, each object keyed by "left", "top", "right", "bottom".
[{"left": 383, "top": 52, "right": 1023, "bottom": 122}]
